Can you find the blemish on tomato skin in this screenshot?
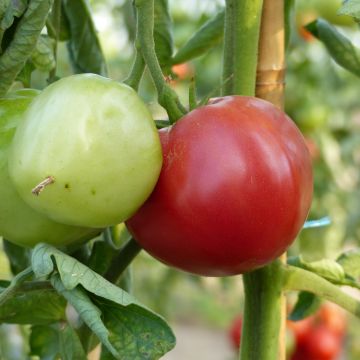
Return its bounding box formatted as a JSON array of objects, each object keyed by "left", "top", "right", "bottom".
[
  {"left": 91, "top": 189, "right": 96, "bottom": 195},
  {"left": 64, "top": 183, "right": 70, "bottom": 189}
]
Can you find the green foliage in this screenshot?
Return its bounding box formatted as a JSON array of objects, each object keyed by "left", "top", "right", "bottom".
[
  {"left": 31, "top": 244, "right": 176, "bottom": 359},
  {"left": 172, "top": 9, "right": 224, "bottom": 65},
  {"left": 306, "top": 19, "right": 360, "bottom": 77},
  {"left": 288, "top": 292, "right": 321, "bottom": 321},
  {"left": 339, "top": 0, "right": 360, "bottom": 23},
  {"left": 0, "top": 0, "right": 52, "bottom": 96},
  {"left": 154, "top": 0, "right": 174, "bottom": 72},
  {"left": 62, "top": 0, "right": 107, "bottom": 76},
  {"left": 30, "top": 323, "right": 87, "bottom": 360}
]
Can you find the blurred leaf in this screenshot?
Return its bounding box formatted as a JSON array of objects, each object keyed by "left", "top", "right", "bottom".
[
  {"left": 172, "top": 9, "right": 224, "bottom": 65},
  {"left": 2, "top": 239, "right": 31, "bottom": 275},
  {"left": 0, "top": 283, "right": 66, "bottom": 324},
  {"left": 285, "top": 0, "right": 295, "bottom": 49},
  {"left": 338, "top": 0, "right": 360, "bottom": 22},
  {"left": 32, "top": 244, "right": 176, "bottom": 359},
  {"left": 30, "top": 323, "right": 87, "bottom": 360},
  {"left": 154, "top": 0, "right": 173, "bottom": 72},
  {"left": 0, "top": 0, "right": 53, "bottom": 96},
  {"left": 63, "top": 0, "right": 107, "bottom": 76},
  {"left": 337, "top": 250, "right": 360, "bottom": 278},
  {"left": 31, "top": 34, "right": 55, "bottom": 72},
  {"left": 288, "top": 292, "right": 321, "bottom": 321},
  {"left": 306, "top": 19, "right": 360, "bottom": 77},
  {"left": 288, "top": 256, "right": 346, "bottom": 283},
  {"left": 47, "top": 0, "right": 70, "bottom": 41}
]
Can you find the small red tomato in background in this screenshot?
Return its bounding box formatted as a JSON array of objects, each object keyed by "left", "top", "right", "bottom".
[
  {"left": 289, "top": 303, "right": 346, "bottom": 360},
  {"left": 171, "top": 63, "right": 194, "bottom": 81},
  {"left": 228, "top": 315, "right": 242, "bottom": 349},
  {"left": 127, "top": 96, "right": 313, "bottom": 276}
]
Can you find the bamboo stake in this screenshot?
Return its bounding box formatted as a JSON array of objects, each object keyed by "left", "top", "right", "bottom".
[
  {"left": 256, "top": 1, "right": 286, "bottom": 359},
  {"left": 256, "top": 0, "right": 285, "bottom": 109}
]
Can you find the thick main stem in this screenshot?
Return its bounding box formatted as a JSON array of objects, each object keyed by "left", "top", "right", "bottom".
[{"left": 241, "top": 262, "right": 283, "bottom": 360}]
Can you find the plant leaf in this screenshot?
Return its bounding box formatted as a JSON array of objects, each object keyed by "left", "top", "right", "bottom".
[
  {"left": 172, "top": 9, "right": 225, "bottom": 65},
  {"left": 0, "top": 0, "right": 53, "bottom": 96},
  {"left": 31, "top": 34, "right": 56, "bottom": 72},
  {"left": 338, "top": 0, "right": 360, "bottom": 22},
  {"left": 30, "top": 323, "right": 87, "bottom": 360},
  {"left": 0, "top": 283, "right": 66, "bottom": 324},
  {"left": 288, "top": 292, "right": 321, "bottom": 321},
  {"left": 287, "top": 256, "right": 346, "bottom": 283},
  {"left": 306, "top": 19, "right": 360, "bottom": 77},
  {"left": 337, "top": 250, "right": 360, "bottom": 278},
  {"left": 2, "top": 239, "right": 31, "bottom": 275},
  {"left": 154, "top": 0, "right": 173, "bottom": 72},
  {"left": 62, "top": 0, "right": 107, "bottom": 76},
  {"left": 32, "top": 244, "right": 176, "bottom": 360}
]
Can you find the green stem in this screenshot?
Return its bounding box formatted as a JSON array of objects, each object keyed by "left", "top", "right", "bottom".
[
  {"left": 0, "top": 267, "right": 33, "bottom": 306},
  {"left": 282, "top": 264, "right": 360, "bottom": 317},
  {"left": 240, "top": 261, "right": 283, "bottom": 360},
  {"left": 124, "top": 50, "right": 145, "bottom": 91},
  {"left": 104, "top": 238, "right": 142, "bottom": 283},
  {"left": 134, "top": 0, "right": 185, "bottom": 123},
  {"left": 222, "top": 0, "right": 235, "bottom": 95},
  {"left": 233, "top": 0, "right": 263, "bottom": 96}
]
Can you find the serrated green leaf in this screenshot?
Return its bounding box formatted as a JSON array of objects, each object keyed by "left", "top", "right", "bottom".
[
  {"left": 63, "top": 0, "right": 107, "bottom": 75},
  {"left": 0, "top": 0, "right": 27, "bottom": 36},
  {"left": 338, "top": 0, "right": 360, "bottom": 22},
  {"left": 2, "top": 239, "right": 31, "bottom": 275},
  {"left": 154, "top": 0, "right": 173, "bottom": 72},
  {"left": 51, "top": 275, "right": 119, "bottom": 358},
  {"left": 0, "top": 0, "right": 53, "bottom": 96},
  {"left": 337, "top": 250, "right": 360, "bottom": 278},
  {"left": 0, "top": 284, "right": 66, "bottom": 324},
  {"left": 31, "top": 34, "right": 55, "bottom": 72},
  {"left": 306, "top": 18, "right": 360, "bottom": 77},
  {"left": 30, "top": 323, "right": 87, "bottom": 360},
  {"left": 288, "top": 292, "right": 321, "bottom": 321},
  {"left": 172, "top": 9, "right": 224, "bottom": 65},
  {"left": 32, "top": 244, "right": 176, "bottom": 360}
]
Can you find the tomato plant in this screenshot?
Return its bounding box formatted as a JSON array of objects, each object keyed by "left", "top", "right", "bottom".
[
  {"left": 9, "top": 74, "right": 163, "bottom": 228},
  {"left": 127, "top": 96, "right": 313, "bottom": 276},
  {"left": 0, "top": 90, "right": 98, "bottom": 247}
]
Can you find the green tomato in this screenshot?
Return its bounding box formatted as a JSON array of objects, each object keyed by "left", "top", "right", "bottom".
[
  {"left": 9, "top": 74, "right": 162, "bottom": 228},
  {"left": 0, "top": 89, "right": 98, "bottom": 247}
]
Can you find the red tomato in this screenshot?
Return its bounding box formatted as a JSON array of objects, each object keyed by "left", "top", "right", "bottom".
[
  {"left": 287, "top": 316, "right": 315, "bottom": 346},
  {"left": 318, "top": 303, "right": 347, "bottom": 337},
  {"left": 303, "top": 325, "right": 341, "bottom": 360},
  {"left": 126, "top": 96, "right": 313, "bottom": 276},
  {"left": 228, "top": 316, "right": 242, "bottom": 349}
]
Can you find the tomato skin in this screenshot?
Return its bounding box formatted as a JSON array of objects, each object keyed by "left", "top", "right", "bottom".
[
  {"left": 9, "top": 74, "right": 162, "bottom": 228},
  {"left": 127, "top": 96, "right": 313, "bottom": 276},
  {"left": 0, "top": 90, "right": 98, "bottom": 247}
]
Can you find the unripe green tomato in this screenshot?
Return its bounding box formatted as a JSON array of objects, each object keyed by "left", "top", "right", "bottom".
[
  {"left": 9, "top": 74, "right": 162, "bottom": 228},
  {"left": 0, "top": 89, "right": 98, "bottom": 247}
]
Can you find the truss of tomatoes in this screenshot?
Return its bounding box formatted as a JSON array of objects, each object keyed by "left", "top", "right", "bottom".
[{"left": 2, "top": 74, "right": 312, "bottom": 277}]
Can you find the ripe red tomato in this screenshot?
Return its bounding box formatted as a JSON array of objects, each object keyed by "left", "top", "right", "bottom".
[{"left": 127, "top": 96, "right": 313, "bottom": 276}]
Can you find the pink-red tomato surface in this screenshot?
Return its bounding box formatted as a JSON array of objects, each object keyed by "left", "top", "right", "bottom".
[
  {"left": 229, "top": 315, "right": 242, "bottom": 349},
  {"left": 126, "top": 96, "right": 313, "bottom": 276}
]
